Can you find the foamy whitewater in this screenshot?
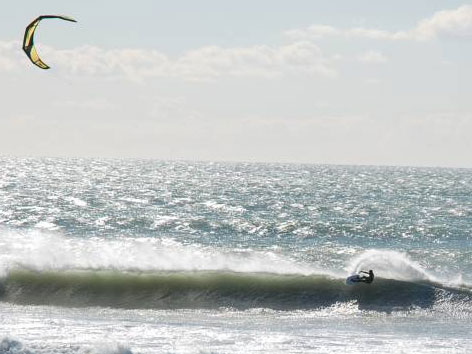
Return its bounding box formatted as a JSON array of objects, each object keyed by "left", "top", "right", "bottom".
[{"left": 0, "top": 158, "right": 470, "bottom": 353}]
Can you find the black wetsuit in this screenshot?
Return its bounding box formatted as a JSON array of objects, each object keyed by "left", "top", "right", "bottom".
[{"left": 360, "top": 271, "right": 374, "bottom": 283}]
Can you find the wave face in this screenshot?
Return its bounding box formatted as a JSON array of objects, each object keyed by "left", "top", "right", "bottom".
[{"left": 2, "top": 269, "right": 471, "bottom": 312}]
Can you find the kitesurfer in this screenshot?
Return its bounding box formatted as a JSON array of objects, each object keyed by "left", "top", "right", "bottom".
[{"left": 359, "top": 270, "right": 374, "bottom": 283}]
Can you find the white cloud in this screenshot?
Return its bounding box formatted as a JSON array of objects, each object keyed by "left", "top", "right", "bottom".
[
  {"left": 0, "top": 40, "right": 336, "bottom": 81},
  {"left": 357, "top": 50, "right": 388, "bottom": 64},
  {"left": 414, "top": 5, "right": 472, "bottom": 39},
  {"left": 0, "top": 41, "right": 23, "bottom": 72},
  {"left": 285, "top": 5, "right": 472, "bottom": 41}
]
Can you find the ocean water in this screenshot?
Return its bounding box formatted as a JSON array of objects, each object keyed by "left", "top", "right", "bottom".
[{"left": 0, "top": 158, "right": 470, "bottom": 353}]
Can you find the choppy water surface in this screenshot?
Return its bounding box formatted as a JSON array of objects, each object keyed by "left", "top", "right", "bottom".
[{"left": 0, "top": 158, "right": 470, "bottom": 353}]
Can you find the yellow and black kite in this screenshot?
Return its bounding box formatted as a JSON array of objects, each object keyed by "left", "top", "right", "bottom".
[{"left": 23, "top": 15, "right": 77, "bottom": 70}]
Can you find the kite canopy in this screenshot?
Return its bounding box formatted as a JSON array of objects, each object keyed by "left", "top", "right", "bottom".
[{"left": 22, "top": 15, "right": 77, "bottom": 70}]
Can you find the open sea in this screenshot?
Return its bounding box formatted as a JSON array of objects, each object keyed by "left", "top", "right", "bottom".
[{"left": 0, "top": 157, "right": 470, "bottom": 353}]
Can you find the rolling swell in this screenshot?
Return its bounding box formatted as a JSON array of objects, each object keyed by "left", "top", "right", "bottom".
[{"left": 1, "top": 269, "right": 470, "bottom": 311}]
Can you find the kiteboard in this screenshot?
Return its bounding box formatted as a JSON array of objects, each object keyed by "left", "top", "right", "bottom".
[{"left": 346, "top": 274, "right": 362, "bottom": 285}]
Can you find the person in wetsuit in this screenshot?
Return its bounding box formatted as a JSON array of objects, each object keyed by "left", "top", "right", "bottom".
[{"left": 359, "top": 270, "right": 374, "bottom": 283}]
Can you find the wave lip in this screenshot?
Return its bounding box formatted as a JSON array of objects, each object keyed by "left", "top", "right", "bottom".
[
  {"left": 0, "top": 229, "right": 317, "bottom": 277},
  {"left": 1, "top": 269, "right": 470, "bottom": 312}
]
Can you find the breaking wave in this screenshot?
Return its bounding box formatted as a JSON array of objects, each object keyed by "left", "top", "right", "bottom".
[
  {"left": 1, "top": 229, "right": 470, "bottom": 314},
  {"left": 1, "top": 268, "right": 471, "bottom": 313}
]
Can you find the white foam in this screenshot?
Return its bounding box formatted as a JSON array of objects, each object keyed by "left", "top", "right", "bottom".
[
  {"left": 118, "top": 197, "right": 148, "bottom": 205},
  {"left": 202, "top": 200, "right": 245, "bottom": 213},
  {"left": 0, "top": 337, "right": 29, "bottom": 353},
  {"left": 34, "top": 221, "right": 59, "bottom": 230},
  {"left": 83, "top": 343, "right": 133, "bottom": 354},
  {"left": 0, "top": 336, "right": 133, "bottom": 354},
  {"left": 65, "top": 196, "right": 88, "bottom": 207}
]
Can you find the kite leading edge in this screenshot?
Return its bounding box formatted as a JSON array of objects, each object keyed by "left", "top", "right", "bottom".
[{"left": 23, "top": 15, "right": 77, "bottom": 70}]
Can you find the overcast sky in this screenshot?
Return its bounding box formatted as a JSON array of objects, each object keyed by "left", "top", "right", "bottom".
[{"left": 1, "top": 1, "right": 471, "bottom": 167}]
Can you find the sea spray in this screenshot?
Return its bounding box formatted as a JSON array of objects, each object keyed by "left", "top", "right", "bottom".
[
  {"left": 0, "top": 228, "right": 317, "bottom": 275},
  {"left": 347, "top": 249, "right": 434, "bottom": 281}
]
